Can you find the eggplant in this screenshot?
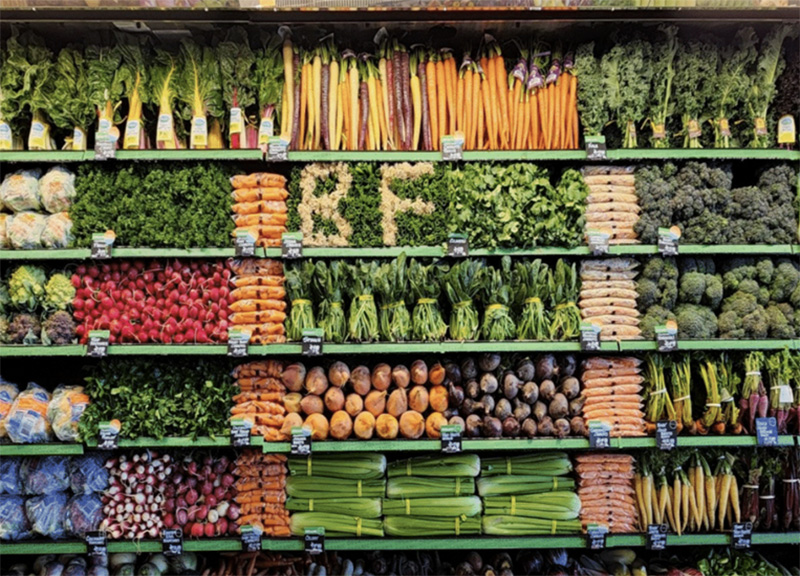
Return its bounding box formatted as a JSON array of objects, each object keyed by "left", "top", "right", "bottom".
[
  {"left": 513, "top": 398, "right": 531, "bottom": 421},
  {"left": 479, "top": 353, "right": 502, "bottom": 372},
  {"left": 535, "top": 354, "right": 558, "bottom": 381},
  {"left": 461, "top": 357, "right": 478, "bottom": 380},
  {"left": 445, "top": 361, "right": 462, "bottom": 385},
  {"left": 559, "top": 354, "right": 577, "bottom": 377},
  {"left": 448, "top": 383, "right": 465, "bottom": 407},
  {"left": 482, "top": 416, "right": 503, "bottom": 437},
  {"left": 465, "top": 414, "right": 483, "bottom": 437},
  {"left": 480, "top": 373, "right": 499, "bottom": 395},
  {"left": 502, "top": 416, "right": 521, "bottom": 437},
  {"left": 521, "top": 381, "right": 539, "bottom": 404},
  {"left": 521, "top": 418, "right": 537, "bottom": 438},
  {"left": 465, "top": 379, "right": 481, "bottom": 399},
  {"left": 480, "top": 394, "right": 496, "bottom": 416},
  {"left": 494, "top": 398, "right": 513, "bottom": 420},
  {"left": 503, "top": 372, "right": 521, "bottom": 400},
  {"left": 515, "top": 357, "right": 535, "bottom": 382},
  {"left": 539, "top": 379, "right": 556, "bottom": 402}
]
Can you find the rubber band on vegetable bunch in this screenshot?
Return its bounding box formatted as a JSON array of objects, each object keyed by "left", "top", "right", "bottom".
[
  {"left": 514, "top": 259, "right": 551, "bottom": 341},
  {"left": 313, "top": 260, "right": 348, "bottom": 343},
  {"left": 408, "top": 259, "right": 447, "bottom": 342},
  {"left": 549, "top": 260, "right": 581, "bottom": 341},
  {"left": 480, "top": 256, "right": 516, "bottom": 342},
  {"left": 444, "top": 259, "right": 483, "bottom": 342},
  {"left": 285, "top": 261, "right": 316, "bottom": 341},
  {"left": 375, "top": 252, "right": 411, "bottom": 342},
  {"left": 348, "top": 260, "right": 380, "bottom": 342}
]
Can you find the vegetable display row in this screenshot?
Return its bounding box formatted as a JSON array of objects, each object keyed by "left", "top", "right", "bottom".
[{"left": 1, "top": 25, "right": 797, "bottom": 152}]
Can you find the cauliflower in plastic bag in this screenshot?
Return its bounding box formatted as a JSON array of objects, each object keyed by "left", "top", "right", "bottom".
[
  {"left": 64, "top": 557, "right": 90, "bottom": 576},
  {"left": 8, "top": 265, "right": 46, "bottom": 310},
  {"left": 0, "top": 170, "right": 41, "bottom": 213},
  {"left": 0, "top": 458, "right": 22, "bottom": 494},
  {"left": 26, "top": 491, "right": 67, "bottom": 539},
  {"left": 47, "top": 385, "right": 89, "bottom": 442},
  {"left": 40, "top": 213, "right": 74, "bottom": 249},
  {"left": 39, "top": 167, "right": 76, "bottom": 214},
  {"left": 6, "top": 382, "right": 52, "bottom": 444},
  {"left": 43, "top": 273, "right": 76, "bottom": 311},
  {"left": 0, "top": 378, "right": 19, "bottom": 438},
  {"left": 0, "top": 495, "right": 31, "bottom": 540},
  {"left": 7, "top": 212, "right": 46, "bottom": 249},
  {"left": 0, "top": 214, "right": 9, "bottom": 249},
  {"left": 69, "top": 454, "right": 109, "bottom": 494},
  {"left": 64, "top": 493, "right": 103, "bottom": 538},
  {"left": 21, "top": 456, "right": 69, "bottom": 495}
]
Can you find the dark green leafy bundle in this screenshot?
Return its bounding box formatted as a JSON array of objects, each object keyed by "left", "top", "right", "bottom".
[
  {"left": 1, "top": 31, "right": 29, "bottom": 145},
  {"left": 86, "top": 45, "right": 125, "bottom": 134},
  {"left": 616, "top": 38, "right": 653, "bottom": 148},
  {"left": 348, "top": 260, "right": 380, "bottom": 342},
  {"left": 548, "top": 260, "right": 581, "bottom": 341},
  {"left": 552, "top": 169, "right": 589, "bottom": 246},
  {"left": 51, "top": 46, "right": 94, "bottom": 150},
  {"left": 709, "top": 28, "right": 758, "bottom": 148},
  {"left": 599, "top": 43, "right": 623, "bottom": 140},
  {"left": 78, "top": 359, "right": 234, "bottom": 440},
  {"left": 390, "top": 164, "right": 450, "bottom": 247},
  {"left": 647, "top": 26, "right": 679, "bottom": 148},
  {"left": 314, "top": 260, "right": 348, "bottom": 343},
  {"left": 254, "top": 33, "right": 284, "bottom": 130},
  {"left": 375, "top": 253, "right": 411, "bottom": 342},
  {"left": 443, "top": 259, "right": 484, "bottom": 341},
  {"left": 514, "top": 259, "right": 551, "bottom": 341},
  {"left": 673, "top": 39, "right": 718, "bottom": 148},
  {"left": 218, "top": 27, "right": 257, "bottom": 147},
  {"left": 285, "top": 261, "right": 317, "bottom": 341},
  {"left": 575, "top": 42, "right": 606, "bottom": 138},
  {"left": 480, "top": 256, "right": 516, "bottom": 342},
  {"left": 408, "top": 259, "right": 447, "bottom": 342}
]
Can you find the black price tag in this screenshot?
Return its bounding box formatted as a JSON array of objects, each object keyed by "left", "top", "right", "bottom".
[
  {"left": 585, "top": 136, "right": 607, "bottom": 160},
  {"left": 441, "top": 135, "right": 464, "bottom": 161},
  {"left": 234, "top": 230, "right": 257, "bottom": 258},
  {"left": 655, "top": 322, "right": 678, "bottom": 353},
  {"left": 87, "top": 330, "right": 110, "bottom": 358},
  {"left": 281, "top": 233, "right": 303, "bottom": 259},
  {"left": 304, "top": 527, "right": 325, "bottom": 554},
  {"left": 580, "top": 322, "right": 602, "bottom": 352},
  {"left": 441, "top": 424, "right": 462, "bottom": 453},
  {"left": 94, "top": 139, "right": 116, "bottom": 161},
  {"left": 586, "top": 229, "right": 610, "bottom": 256},
  {"left": 588, "top": 422, "right": 611, "bottom": 449},
  {"left": 227, "top": 328, "right": 250, "bottom": 357},
  {"left": 267, "top": 137, "right": 289, "bottom": 161},
  {"left": 657, "top": 227, "right": 680, "bottom": 256},
  {"left": 755, "top": 417, "right": 779, "bottom": 446},
  {"left": 587, "top": 525, "right": 607, "bottom": 550},
  {"left": 86, "top": 531, "right": 107, "bottom": 558},
  {"left": 90, "top": 233, "right": 114, "bottom": 259},
  {"left": 97, "top": 421, "right": 120, "bottom": 450},
  {"left": 162, "top": 528, "right": 183, "bottom": 556},
  {"left": 656, "top": 420, "right": 678, "bottom": 451},
  {"left": 732, "top": 522, "right": 752, "bottom": 549},
  {"left": 291, "top": 427, "right": 312, "bottom": 455},
  {"left": 301, "top": 328, "right": 323, "bottom": 357},
  {"left": 230, "top": 418, "right": 252, "bottom": 447},
  {"left": 240, "top": 525, "right": 262, "bottom": 552},
  {"left": 646, "top": 524, "right": 668, "bottom": 551},
  {"left": 447, "top": 233, "right": 469, "bottom": 258}
]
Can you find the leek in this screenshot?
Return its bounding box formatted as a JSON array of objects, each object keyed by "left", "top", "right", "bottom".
[
  {"left": 285, "top": 497, "right": 382, "bottom": 519},
  {"left": 477, "top": 475, "right": 575, "bottom": 497},
  {"left": 480, "top": 453, "right": 572, "bottom": 477},
  {"left": 482, "top": 493, "right": 581, "bottom": 520},
  {"left": 288, "top": 454, "right": 386, "bottom": 480},
  {"left": 285, "top": 477, "right": 385, "bottom": 499},
  {"left": 482, "top": 515, "right": 582, "bottom": 535},
  {"left": 387, "top": 454, "right": 480, "bottom": 478},
  {"left": 382, "top": 496, "right": 481, "bottom": 517},
  {"left": 386, "top": 477, "right": 476, "bottom": 499},
  {"left": 383, "top": 515, "right": 481, "bottom": 537},
  {"left": 290, "top": 512, "right": 384, "bottom": 537}
]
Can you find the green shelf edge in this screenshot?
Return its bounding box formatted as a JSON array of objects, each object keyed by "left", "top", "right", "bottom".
[{"left": 0, "top": 443, "right": 84, "bottom": 456}]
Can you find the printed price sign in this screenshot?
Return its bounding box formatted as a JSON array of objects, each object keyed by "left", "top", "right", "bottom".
[
  {"left": 655, "top": 321, "right": 678, "bottom": 353},
  {"left": 586, "top": 524, "right": 608, "bottom": 550},
  {"left": 234, "top": 229, "right": 257, "bottom": 258},
  {"left": 282, "top": 232, "right": 303, "bottom": 259},
  {"left": 732, "top": 522, "right": 752, "bottom": 549},
  {"left": 97, "top": 420, "right": 121, "bottom": 450},
  {"left": 646, "top": 524, "right": 668, "bottom": 551},
  {"left": 586, "top": 229, "right": 610, "bottom": 256},
  {"left": 658, "top": 226, "right": 681, "bottom": 256},
  {"left": 240, "top": 525, "right": 263, "bottom": 552},
  {"left": 87, "top": 330, "right": 110, "bottom": 358},
  {"left": 447, "top": 233, "right": 469, "bottom": 258},
  {"left": 580, "top": 322, "right": 602, "bottom": 352},
  {"left": 227, "top": 328, "right": 251, "bottom": 357},
  {"left": 302, "top": 328, "right": 323, "bottom": 357},
  {"left": 656, "top": 420, "right": 678, "bottom": 451},
  {"left": 291, "top": 426, "right": 311, "bottom": 456},
  {"left": 91, "top": 231, "right": 116, "bottom": 259},
  {"left": 86, "top": 531, "right": 107, "bottom": 558},
  {"left": 162, "top": 528, "right": 183, "bottom": 556},
  {"left": 304, "top": 527, "right": 325, "bottom": 555},
  {"left": 585, "top": 135, "right": 608, "bottom": 160},
  {"left": 441, "top": 134, "right": 464, "bottom": 161},
  {"left": 755, "top": 417, "right": 779, "bottom": 447},
  {"left": 441, "top": 424, "right": 462, "bottom": 453},
  {"left": 267, "top": 136, "right": 289, "bottom": 161},
  {"left": 588, "top": 421, "right": 611, "bottom": 449},
  {"left": 230, "top": 418, "right": 252, "bottom": 447},
  {"left": 94, "top": 139, "right": 116, "bottom": 161}
]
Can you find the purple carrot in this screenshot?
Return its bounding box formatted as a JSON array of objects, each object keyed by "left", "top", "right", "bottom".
[
  {"left": 393, "top": 45, "right": 405, "bottom": 150},
  {"left": 419, "top": 59, "right": 431, "bottom": 152},
  {"left": 401, "top": 49, "right": 412, "bottom": 150},
  {"left": 321, "top": 58, "right": 330, "bottom": 150},
  {"left": 358, "top": 78, "right": 369, "bottom": 150},
  {"left": 291, "top": 52, "right": 301, "bottom": 150},
  {"left": 386, "top": 50, "right": 396, "bottom": 149}
]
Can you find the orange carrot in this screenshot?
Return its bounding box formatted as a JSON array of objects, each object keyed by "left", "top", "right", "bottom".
[
  {"left": 446, "top": 54, "right": 457, "bottom": 136},
  {"left": 477, "top": 80, "right": 485, "bottom": 150},
  {"left": 426, "top": 57, "right": 439, "bottom": 150},
  {"left": 457, "top": 69, "right": 465, "bottom": 135},
  {"left": 518, "top": 92, "right": 528, "bottom": 150},
  {"left": 570, "top": 73, "right": 578, "bottom": 149},
  {"left": 436, "top": 57, "right": 447, "bottom": 144},
  {"left": 481, "top": 56, "right": 497, "bottom": 149},
  {"left": 537, "top": 89, "right": 547, "bottom": 149},
  {"left": 470, "top": 66, "right": 480, "bottom": 150}
]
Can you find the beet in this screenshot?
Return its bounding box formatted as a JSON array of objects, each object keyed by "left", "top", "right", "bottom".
[
  {"left": 482, "top": 416, "right": 503, "bottom": 438},
  {"left": 535, "top": 354, "right": 558, "bottom": 381}
]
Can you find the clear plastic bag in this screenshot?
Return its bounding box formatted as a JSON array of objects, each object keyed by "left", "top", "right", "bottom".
[
  {"left": 0, "top": 495, "right": 31, "bottom": 540},
  {"left": 64, "top": 558, "right": 90, "bottom": 576},
  {"left": 64, "top": 493, "right": 103, "bottom": 538},
  {"left": 0, "top": 458, "right": 22, "bottom": 494},
  {"left": 69, "top": 454, "right": 109, "bottom": 494},
  {"left": 0, "top": 378, "right": 19, "bottom": 439},
  {"left": 6, "top": 382, "right": 52, "bottom": 444},
  {"left": 47, "top": 385, "right": 89, "bottom": 442},
  {"left": 25, "top": 491, "right": 67, "bottom": 539},
  {"left": 39, "top": 167, "right": 76, "bottom": 214},
  {"left": 21, "top": 456, "right": 69, "bottom": 495},
  {"left": 0, "top": 170, "right": 41, "bottom": 213},
  {"left": 40, "top": 213, "right": 74, "bottom": 249},
  {"left": 6, "top": 212, "right": 47, "bottom": 250},
  {"left": 0, "top": 214, "right": 9, "bottom": 249}
]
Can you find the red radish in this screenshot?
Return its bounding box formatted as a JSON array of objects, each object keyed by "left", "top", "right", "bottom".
[
  {"left": 203, "top": 522, "right": 215, "bottom": 538},
  {"left": 191, "top": 523, "right": 205, "bottom": 538}
]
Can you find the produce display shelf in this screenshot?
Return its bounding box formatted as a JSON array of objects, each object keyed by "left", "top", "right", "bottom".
[
  {"left": 0, "top": 443, "right": 84, "bottom": 456},
  {"left": 2, "top": 149, "right": 799, "bottom": 164},
  {"left": 2, "top": 339, "right": 798, "bottom": 358},
  {"left": 82, "top": 436, "right": 265, "bottom": 449}
]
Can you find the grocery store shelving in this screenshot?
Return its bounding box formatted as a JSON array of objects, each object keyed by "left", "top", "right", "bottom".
[
  {"left": 0, "top": 443, "right": 84, "bottom": 456},
  {"left": 3, "top": 532, "right": 798, "bottom": 556}
]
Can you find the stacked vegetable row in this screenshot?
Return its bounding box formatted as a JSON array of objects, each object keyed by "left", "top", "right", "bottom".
[
  {"left": 0, "top": 382, "right": 88, "bottom": 444},
  {"left": 228, "top": 258, "right": 287, "bottom": 344},
  {"left": 234, "top": 450, "right": 290, "bottom": 537},
  {"left": 231, "top": 172, "right": 289, "bottom": 249}
]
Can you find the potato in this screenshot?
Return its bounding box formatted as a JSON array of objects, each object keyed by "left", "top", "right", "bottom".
[
  {"left": 345, "top": 393, "right": 364, "bottom": 417},
  {"left": 303, "top": 413, "right": 329, "bottom": 440},
  {"left": 386, "top": 388, "right": 408, "bottom": 418},
  {"left": 350, "top": 365, "right": 371, "bottom": 395},
  {"left": 330, "top": 410, "right": 353, "bottom": 440},
  {"left": 429, "top": 362, "right": 446, "bottom": 386},
  {"left": 425, "top": 412, "right": 448, "bottom": 439},
  {"left": 392, "top": 365, "right": 411, "bottom": 389},
  {"left": 429, "top": 385, "right": 449, "bottom": 412},
  {"left": 300, "top": 395, "right": 324, "bottom": 415},
  {"left": 364, "top": 390, "right": 387, "bottom": 417},
  {"left": 410, "top": 360, "right": 428, "bottom": 385},
  {"left": 408, "top": 385, "right": 429, "bottom": 413},
  {"left": 280, "top": 412, "right": 303, "bottom": 436},
  {"left": 324, "top": 387, "right": 345, "bottom": 413}
]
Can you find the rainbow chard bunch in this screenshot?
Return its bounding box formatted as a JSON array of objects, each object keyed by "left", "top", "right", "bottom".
[
  {"left": 218, "top": 27, "right": 257, "bottom": 149},
  {"left": 51, "top": 47, "right": 94, "bottom": 151},
  {"left": 179, "top": 39, "right": 224, "bottom": 150},
  {"left": 86, "top": 45, "right": 124, "bottom": 146},
  {"left": 151, "top": 49, "right": 183, "bottom": 149},
  {"left": 254, "top": 34, "right": 284, "bottom": 148},
  {"left": 118, "top": 37, "right": 151, "bottom": 150}
]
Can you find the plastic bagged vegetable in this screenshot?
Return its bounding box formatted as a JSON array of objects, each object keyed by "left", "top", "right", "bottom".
[
  {"left": 0, "top": 170, "right": 41, "bottom": 213},
  {"left": 0, "top": 458, "right": 22, "bottom": 494},
  {"left": 21, "top": 456, "right": 69, "bottom": 494},
  {"left": 65, "top": 493, "right": 103, "bottom": 538},
  {"left": 0, "top": 214, "right": 9, "bottom": 249},
  {"left": 6, "top": 212, "right": 46, "bottom": 249},
  {"left": 48, "top": 385, "right": 89, "bottom": 442},
  {"left": 0, "top": 378, "right": 19, "bottom": 438},
  {"left": 0, "top": 495, "right": 31, "bottom": 540},
  {"left": 69, "top": 454, "right": 108, "bottom": 494},
  {"left": 39, "top": 167, "right": 76, "bottom": 214},
  {"left": 40, "top": 213, "right": 73, "bottom": 249},
  {"left": 64, "top": 558, "right": 90, "bottom": 576},
  {"left": 6, "top": 382, "right": 52, "bottom": 444},
  {"left": 26, "top": 491, "right": 67, "bottom": 539}
]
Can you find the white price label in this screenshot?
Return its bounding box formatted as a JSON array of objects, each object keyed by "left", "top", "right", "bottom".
[
  {"left": 258, "top": 118, "right": 274, "bottom": 146},
  {"left": 191, "top": 116, "right": 208, "bottom": 148},
  {"left": 229, "top": 107, "right": 243, "bottom": 136},
  {"left": 124, "top": 120, "right": 141, "bottom": 149},
  {"left": 73, "top": 127, "right": 86, "bottom": 150},
  {"left": 28, "top": 121, "right": 46, "bottom": 149}
]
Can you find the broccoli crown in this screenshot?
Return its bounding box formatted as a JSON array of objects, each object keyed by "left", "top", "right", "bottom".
[
  {"left": 637, "top": 278, "right": 660, "bottom": 310},
  {"left": 737, "top": 278, "right": 761, "bottom": 298},
  {"left": 634, "top": 165, "right": 675, "bottom": 244},
  {"left": 680, "top": 257, "right": 716, "bottom": 276},
  {"left": 722, "top": 290, "right": 761, "bottom": 317},
  {"left": 755, "top": 258, "right": 775, "bottom": 285},
  {"left": 640, "top": 305, "right": 677, "bottom": 340},
  {"left": 638, "top": 257, "right": 678, "bottom": 310},
  {"left": 770, "top": 261, "right": 800, "bottom": 303},
  {"left": 675, "top": 304, "right": 718, "bottom": 339},
  {"left": 679, "top": 272, "right": 707, "bottom": 305},
  {"left": 765, "top": 304, "right": 796, "bottom": 339},
  {"left": 791, "top": 283, "right": 800, "bottom": 310},
  {"left": 718, "top": 292, "right": 769, "bottom": 339},
  {"left": 703, "top": 275, "right": 724, "bottom": 310},
  {"left": 721, "top": 258, "right": 757, "bottom": 292}
]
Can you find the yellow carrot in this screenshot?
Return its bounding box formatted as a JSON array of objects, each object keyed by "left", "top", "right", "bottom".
[
  {"left": 718, "top": 473, "right": 732, "bottom": 530},
  {"left": 312, "top": 51, "right": 322, "bottom": 149},
  {"left": 281, "top": 38, "right": 294, "bottom": 142},
  {"left": 348, "top": 59, "right": 359, "bottom": 151},
  {"left": 410, "top": 65, "right": 422, "bottom": 151},
  {"left": 729, "top": 475, "right": 740, "bottom": 523}
]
